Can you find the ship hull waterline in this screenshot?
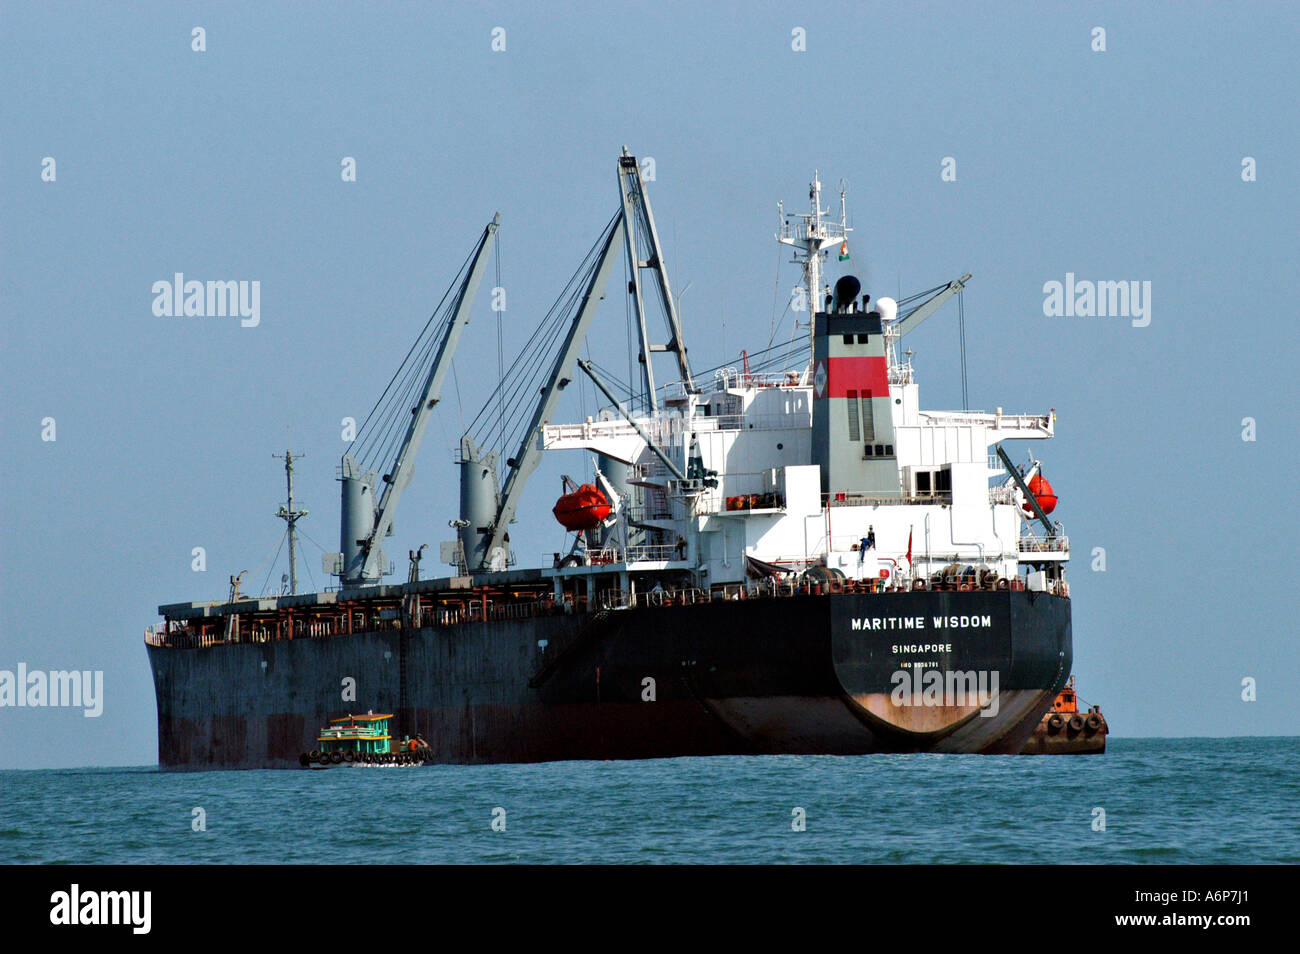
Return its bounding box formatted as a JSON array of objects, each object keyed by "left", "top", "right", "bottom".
[{"left": 147, "top": 589, "right": 1071, "bottom": 770}]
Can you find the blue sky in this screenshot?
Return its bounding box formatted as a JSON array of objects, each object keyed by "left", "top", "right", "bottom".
[{"left": 2, "top": 1, "right": 1297, "bottom": 768}]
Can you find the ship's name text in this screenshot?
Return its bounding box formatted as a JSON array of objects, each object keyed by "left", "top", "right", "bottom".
[{"left": 850, "top": 615, "right": 991, "bottom": 632}]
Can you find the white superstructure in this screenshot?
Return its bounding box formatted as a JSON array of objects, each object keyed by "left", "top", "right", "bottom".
[{"left": 534, "top": 168, "right": 1068, "bottom": 597}]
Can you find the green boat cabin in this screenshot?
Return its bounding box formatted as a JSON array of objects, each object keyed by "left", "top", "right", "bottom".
[{"left": 316, "top": 712, "right": 393, "bottom": 755}]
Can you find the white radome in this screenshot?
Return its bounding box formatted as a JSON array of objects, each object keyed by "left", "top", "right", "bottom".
[{"left": 875, "top": 296, "right": 898, "bottom": 323}]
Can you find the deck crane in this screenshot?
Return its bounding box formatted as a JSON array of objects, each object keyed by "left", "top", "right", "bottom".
[
  {"left": 462, "top": 149, "right": 686, "bottom": 572},
  {"left": 332, "top": 214, "right": 500, "bottom": 585},
  {"left": 617, "top": 147, "right": 693, "bottom": 406},
  {"left": 889, "top": 274, "right": 972, "bottom": 338},
  {"left": 469, "top": 215, "right": 625, "bottom": 572}
]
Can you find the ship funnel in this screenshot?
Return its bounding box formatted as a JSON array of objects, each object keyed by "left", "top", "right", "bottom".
[{"left": 833, "top": 275, "right": 862, "bottom": 313}]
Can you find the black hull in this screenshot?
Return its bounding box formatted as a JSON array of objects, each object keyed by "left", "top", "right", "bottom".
[{"left": 147, "top": 590, "right": 1071, "bottom": 769}]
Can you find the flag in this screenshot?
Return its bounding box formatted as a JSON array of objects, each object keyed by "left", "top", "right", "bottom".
[
  {"left": 838, "top": 240, "right": 850, "bottom": 261},
  {"left": 906, "top": 528, "right": 913, "bottom": 565}
]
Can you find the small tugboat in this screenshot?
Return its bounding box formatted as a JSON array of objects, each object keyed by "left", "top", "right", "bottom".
[
  {"left": 1020, "top": 676, "right": 1108, "bottom": 755},
  {"left": 299, "top": 711, "right": 431, "bottom": 768}
]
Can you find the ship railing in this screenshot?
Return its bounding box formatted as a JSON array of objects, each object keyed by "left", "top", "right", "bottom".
[
  {"left": 491, "top": 600, "right": 550, "bottom": 622},
  {"left": 918, "top": 411, "right": 1053, "bottom": 433},
  {"left": 754, "top": 552, "right": 825, "bottom": 566},
  {"left": 143, "top": 620, "right": 198, "bottom": 647},
  {"left": 1018, "top": 535, "right": 1069, "bottom": 553},
  {"left": 689, "top": 472, "right": 784, "bottom": 514},
  {"left": 598, "top": 590, "right": 634, "bottom": 611},
  {"left": 824, "top": 492, "right": 953, "bottom": 507},
  {"left": 635, "top": 459, "right": 687, "bottom": 486},
  {"left": 823, "top": 488, "right": 1025, "bottom": 508},
  {"left": 144, "top": 626, "right": 234, "bottom": 649},
  {"left": 614, "top": 586, "right": 714, "bottom": 609},
  {"left": 458, "top": 598, "right": 556, "bottom": 624},
  {"left": 779, "top": 219, "right": 847, "bottom": 244},
  {"left": 543, "top": 417, "right": 673, "bottom": 444},
  {"left": 888, "top": 364, "right": 914, "bottom": 386},
  {"left": 712, "top": 369, "right": 807, "bottom": 391},
  {"left": 624, "top": 543, "right": 681, "bottom": 563},
  {"left": 989, "top": 485, "right": 1019, "bottom": 505},
  {"left": 568, "top": 543, "right": 683, "bottom": 565},
  {"left": 621, "top": 504, "right": 676, "bottom": 524},
  {"left": 588, "top": 546, "right": 624, "bottom": 565},
  {"left": 690, "top": 410, "right": 811, "bottom": 433},
  {"left": 649, "top": 586, "right": 710, "bottom": 606},
  {"left": 711, "top": 491, "right": 786, "bottom": 514}
]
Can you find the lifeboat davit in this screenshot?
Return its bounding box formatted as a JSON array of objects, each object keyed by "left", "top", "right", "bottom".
[
  {"left": 553, "top": 484, "right": 611, "bottom": 531},
  {"left": 1021, "top": 473, "right": 1058, "bottom": 517}
]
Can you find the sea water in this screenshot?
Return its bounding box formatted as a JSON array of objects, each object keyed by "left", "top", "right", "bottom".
[{"left": 2, "top": 738, "right": 1295, "bottom": 864}]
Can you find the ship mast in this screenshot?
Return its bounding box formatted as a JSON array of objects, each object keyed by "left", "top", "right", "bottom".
[
  {"left": 617, "top": 148, "right": 693, "bottom": 407},
  {"left": 274, "top": 450, "right": 308, "bottom": 595},
  {"left": 777, "top": 172, "right": 850, "bottom": 352}
]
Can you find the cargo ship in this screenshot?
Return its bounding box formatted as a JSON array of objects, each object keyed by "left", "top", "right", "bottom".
[{"left": 145, "top": 150, "right": 1073, "bottom": 769}]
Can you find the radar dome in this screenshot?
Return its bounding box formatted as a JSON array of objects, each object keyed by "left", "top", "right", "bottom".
[{"left": 875, "top": 297, "right": 898, "bottom": 323}]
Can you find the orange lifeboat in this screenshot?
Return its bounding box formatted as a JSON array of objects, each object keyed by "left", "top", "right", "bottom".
[
  {"left": 1021, "top": 472, "right": 1058, "bottom": 517},
  {"left": 553, "top": 483, "right": 611, "bottom": 531}
]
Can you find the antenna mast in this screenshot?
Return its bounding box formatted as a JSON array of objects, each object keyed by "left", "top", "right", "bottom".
[
  {"left": 275, "top": 450, "right": 308, "bottom": 595},
  {"left": 777, "top": 172, "right": 850, "bottom": 350}
]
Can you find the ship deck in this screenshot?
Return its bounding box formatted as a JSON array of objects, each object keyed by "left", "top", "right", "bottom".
[{"left": 147, "top": 567, "right": 1067, "bottom": 651}]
